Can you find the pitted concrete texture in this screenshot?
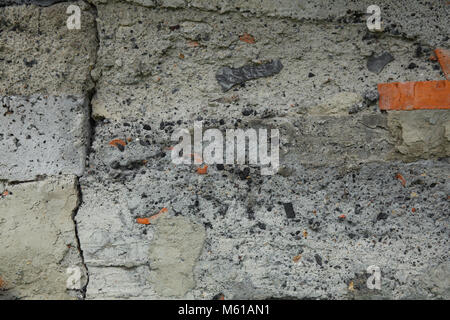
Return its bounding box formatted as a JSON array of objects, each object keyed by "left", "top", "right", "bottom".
[
  {"left": 90, "top": 1, "right": 445, "bottom": 122},
  {"left": 0, "top": 175, "right": 86, "bottom": 300},
  {"left": 78, "top": 133, "right": 449, "bottom": 299},
  {"left": 0, "top": 1, "right": 97, "bottom": 96},
  {"left": 87, "top": 1, "right": 448, "bottom": 164},
  {"left": 87, "top": 0, "right": 449, "bottom": 48},
  {"left": 0, "top": 95, "right": 90, "bottom": 181},
  {"left": 0, "top": 0, "right": 449, "bottom": 300}
]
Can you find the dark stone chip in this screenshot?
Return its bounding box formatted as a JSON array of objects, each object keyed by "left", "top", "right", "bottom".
[
  {"left": 377, "top": 212, "right": 388, "bottom": 221},
  {"left": 367, "top": 52, "right": 394, "bottom": 74},
  {"left": 212, "top": 293, "right": 224, "bottom": 300},
  {"left": 216, "top": 59, "right": 284, "bottom": 92},
  {"left": 314, "top": 254, "right": 323, "bottom": 266},
  {"left": 239, "top": 167, "right": 250, "bottom": 180},
  {"left": 283, "top": 202, "right": 295, "bottom": 219}
]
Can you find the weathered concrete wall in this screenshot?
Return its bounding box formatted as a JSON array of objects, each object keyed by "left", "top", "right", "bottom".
[
  {"left": 0, "top": 0, "right": 449, "bottom": 300},
  {"left": 0, "top": 176, "right": 87, "bottom": 299}
]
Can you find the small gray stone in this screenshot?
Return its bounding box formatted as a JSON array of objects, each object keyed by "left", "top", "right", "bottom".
[
  {"left": 216, "top": 60, "right": 284, "bottom": 92},
  {"left": 367, "top": 52, "right": 394, "bottom": 74}
]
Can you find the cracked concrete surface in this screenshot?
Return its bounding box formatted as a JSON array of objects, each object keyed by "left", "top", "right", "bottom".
[
  {"left": 0, "top": 175, "right": 87, "bottom": 300},
  {"left": 0, "top": 0, "right": 449, "bottom": 299}
]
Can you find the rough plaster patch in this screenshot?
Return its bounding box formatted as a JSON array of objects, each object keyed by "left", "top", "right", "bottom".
[
  {"left": 86, "top": 266, "right": 157, "bottom": 300},
  {"left": 388, "top": 110, "right": 450, "bottom": 161},
  {"left": 309, "top": 92, "right": 363, "bottom": 116},
  {"left": 148, "top": 215, "right": 206, "bottom": 298},
  {"left": 0, "top": 175, "right": 86, "bottom": 300}
]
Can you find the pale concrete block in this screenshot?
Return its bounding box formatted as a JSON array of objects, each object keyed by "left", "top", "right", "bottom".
[{"left": 0, "top": 95, "right": 90, "bottom": 181}]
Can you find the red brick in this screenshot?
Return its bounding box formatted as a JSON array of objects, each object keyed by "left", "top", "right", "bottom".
[{"left": 378, "top": 80, "right": 450, "bottom": 110}]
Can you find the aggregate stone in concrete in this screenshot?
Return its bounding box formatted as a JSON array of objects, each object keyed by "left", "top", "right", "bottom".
[
  {"left": 216, "top": 59, "right": 284, "bottom": 92},
  {"left": 0, "top": 95, "right": 90, "bottom": 181},
  {"left": 367, "top": 52, "right": 394, "bottom": 74},
  {"left": 0, "top": 1, "right": 97, "bottom": 96},
  {"left": 0, "top": 175, "right": 86, "bottom": 300}
]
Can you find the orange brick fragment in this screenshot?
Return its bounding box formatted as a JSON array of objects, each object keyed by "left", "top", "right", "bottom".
[
  {"left": 136, "top": 217, "right": 150, "bottom": 225},
  {"left": 136, "top": 208, "right": 168, "bottom": 225},
  {"left": 0, "top": 276, "right": 6, "bottom": 289},
  {"left": 293, "top": 254, "right": 302, "bottom": 263},
  {"left": 396, "top": 173, "right": 406, "bottom": 187},
  {"left": 378, "top": 80, "right": 450, "bottom": 110},
  {"left": 109, "top": 139, "right": 127, "bottom": 147},
  {"left": 197, "top": 165, "right": 208, "bottom": 175},
  {"left": 159, "top": 207, "right": 168, "bottom": 214},
  {"left": 435, "top": 48, "right": 450, "bottom": 80},
  {"left": 213, "top": 293, "right": 225, "bottom": 300},
  {"left": 239, "top": 33, "right": 256, "bottom": 44}
]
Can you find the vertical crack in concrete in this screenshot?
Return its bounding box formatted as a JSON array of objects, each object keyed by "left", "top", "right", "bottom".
[
  {"left": 69, "top": 0, "right": 101, "bottom": 300},
  {"left": 72, "top": 178, "right": 89, "bottom": 299}
]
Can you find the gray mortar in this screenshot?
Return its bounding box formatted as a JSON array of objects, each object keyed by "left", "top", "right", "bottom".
[{"left": 0, "top": 0, "right": 449, "bottom": 300}]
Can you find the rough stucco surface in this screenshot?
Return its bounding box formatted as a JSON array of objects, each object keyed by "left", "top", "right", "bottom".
[
  {"left": 0, "top": 0, "right": 449, "bottom": 300},
  {"left": 0, "top": 1, "right": 97, "bottom": 96}
]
